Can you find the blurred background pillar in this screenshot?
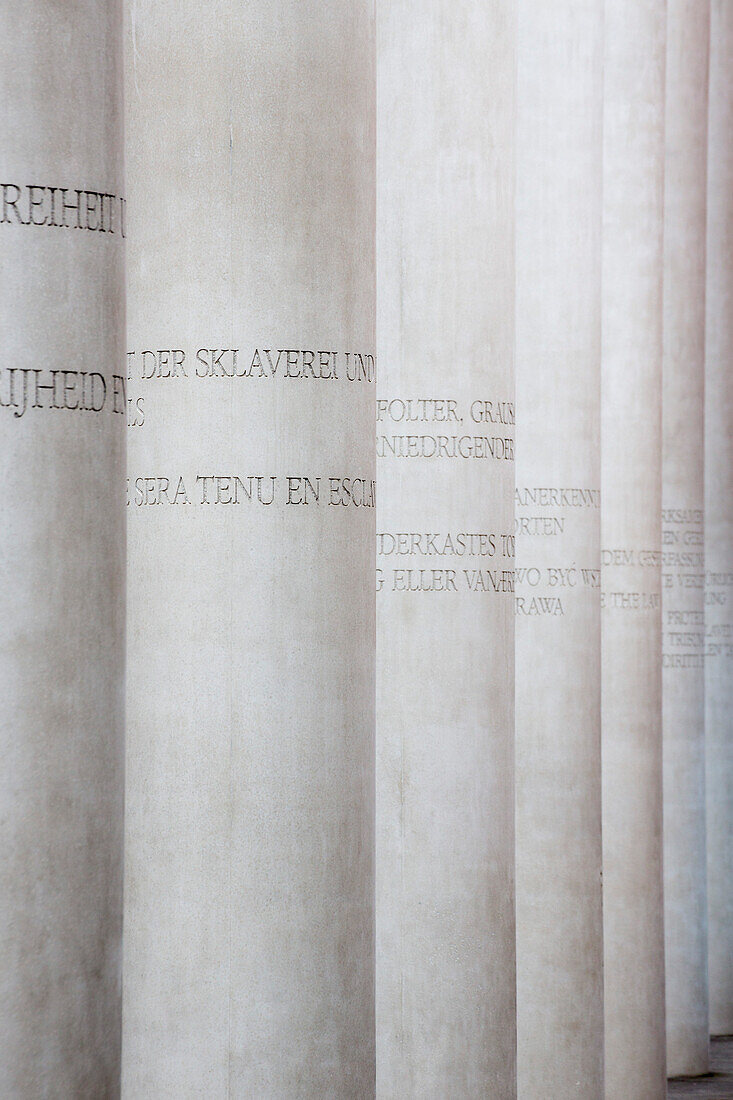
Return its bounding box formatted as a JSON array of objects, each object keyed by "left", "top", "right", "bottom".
[
  {"left": 600, "top": 2, "right": 667, "bottom": 1097},
  {"left": 704, "top": 0, "right": 733, "bottom": 1044},
  {"left": 662, "top": 0, "right": 710, "bottom": 1079}
]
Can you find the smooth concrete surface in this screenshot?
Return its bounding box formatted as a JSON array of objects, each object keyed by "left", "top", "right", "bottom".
[
  {"left": 601, "top": 3, "right": 667, "bottom": 1097},
  {"left": 0, "top": 2, "right": 126, "bottom": 1096},
  {"left": 122, "top": 3, "right": 376, "bottom": 1095},
  {"left": 515, "top": 2, "right": 604, "bottom": 1097},
  {"left": 662, "top": 0, "right": 711, "bottom": 1079},
  {"left": 704, "top": 0, "right": 733, "bottom": 1041},
  {"left": 376, "top": 2, "right": 517, "bottom": 1095}
]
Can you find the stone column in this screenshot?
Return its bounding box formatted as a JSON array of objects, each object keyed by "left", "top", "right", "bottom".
[
  {"left": 601, "top": 3, "right": 667, "bottom": 1097},
  {"left": 122, "top": 3, "right": 375, "bottom": 1095},
  {"left": 515, "top": 3, "right": 604, "bottom": 1097},
  {"left": 662, "top": 0, "right": 710, "bottom": 1079},
  {"left": 705, "top": 0, "right": 733, "bottom": 1042},
  {"left": 0, "top": 5, "right": 125, "bottom": 1097},
  {"left": 376, "top": 3, "right": 516, "bottom": 1095}
]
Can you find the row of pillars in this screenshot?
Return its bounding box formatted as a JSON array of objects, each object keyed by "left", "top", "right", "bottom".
[{"left": 0, "top": 0, "right": 730, "bottom": 1096}]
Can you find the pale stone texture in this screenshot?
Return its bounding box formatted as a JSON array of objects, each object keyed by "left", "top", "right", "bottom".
[
  {"left": 601, "top": 3, "right": 667, "bottom": 1097},
  {"left": 122, "top": 2, "right": 375, "bottom": 1096},
  {"left": 667, "top": 1037, "right": 733, "bottom": 1098},
  {"left": 704, "top": 0, "right": 733, "bottom": 1041},
  {"left": 376, "top": 2, "right": 516, "bottom": 1095},
  {"left": 515, "top": 2, "right": 604, "bottom": 1097},
  {"left": 0, "top": 3, "right": 125, "bottom": 1096},
  {"left": 662, "top": 0, "right": 711, "bottom": 1079}
]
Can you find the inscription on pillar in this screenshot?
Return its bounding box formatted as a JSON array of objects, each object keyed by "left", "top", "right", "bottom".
[
  {"left": 377, "top": 394, "right": 515, "bottom": 460},
  {"left": 601, "top": 547, "right": 662, "bottom": 612},
  {"left": 127, "top": 474, "right": 375, "bottom": 510},
  {"left": 377, "top": 393, "right": 515, "bottom": 594},
  {"left": 0, "top": 369, "right": 126, "bottom": 418},
  {"left": 705, "top": 570, "right": 733, "bottom": 659},
  {"left": 662, "top": 507, "right": 705, "bottom": 668},
  {"left": 126, "top": 344, "right": 376, "bottom": 429},
  {"left": 515, "top": 486, "right": 600, "bottom": 616},
  {"left": 1, "top": 183, "right": 126, "bottom": 235}
]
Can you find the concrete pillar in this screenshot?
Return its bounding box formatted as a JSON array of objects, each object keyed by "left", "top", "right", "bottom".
[
  {"left": 662, "top": 0, "right": 710, "bottom": 1078},
  {"left": 376, "top": 2, "right": 516, "bottom": 1095},
  {"left": 122, "top": 3, "right": 376, "bottom": 1095},
  {"left": 601, "top": 3, "right": 667, "bottom": 1096},
  {"left": 515, "top": 2, "right": 604, "bottom": 1097},
  {"left": 0, "top": 3, "right": 126, "bottom": 1096},
  {"left": 705, "top": 0, "right": 733, "bottom": 1041}
]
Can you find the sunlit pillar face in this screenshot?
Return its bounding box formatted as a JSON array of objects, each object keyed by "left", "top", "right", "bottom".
[
  {"left": 375, "top": 3, "right": 517, "bottom": 1095},
  {"left": 122, "top": 3, "right": 377, "bottom": 1094},
  {"left": 514, "top": 4, "right": 604, "bottom": 1098}
]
